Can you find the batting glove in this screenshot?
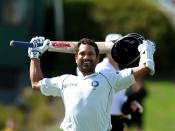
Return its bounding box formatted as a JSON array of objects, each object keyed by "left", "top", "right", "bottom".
[
  {"left": 138, "top": 40, "right": 156, "bottom": 75},
  {"left": 28, "top": 36, "right": 50, "bottom": 59}
]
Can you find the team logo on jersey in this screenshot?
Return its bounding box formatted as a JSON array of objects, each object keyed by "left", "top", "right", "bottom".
[
  {"left": 63, "top": 83, "right": 77, "bottom": 89},
  {"left": 91, "top": 81, "right": 99, "bottom": 88}
]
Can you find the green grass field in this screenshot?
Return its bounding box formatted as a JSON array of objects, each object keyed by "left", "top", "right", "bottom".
[
  {"left": 144, "top": 80, "right": 175, "bottom": 131},
  {"left": 45, "top": 80, "right": 175, "bottom": 131}
]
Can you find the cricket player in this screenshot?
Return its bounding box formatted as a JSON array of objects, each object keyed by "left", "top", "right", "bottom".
[{"left": 28, "top": 36, "right": 155, "bottom": 131}]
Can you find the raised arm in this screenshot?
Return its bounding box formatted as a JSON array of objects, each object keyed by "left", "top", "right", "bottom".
[
  {"left": 132, "top": 65, "right": 149, "bottom": 81},
  {"left": 28, "top": 36, "right": 50, "bottom": 90},
  {"left": 133, "top": 40, "right": 156, "bottom": 81},
  {"left": 30, "top": 59, "right": 43, "bottom": 90}
]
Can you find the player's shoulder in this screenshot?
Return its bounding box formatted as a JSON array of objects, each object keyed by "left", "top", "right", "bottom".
[
  {"left": 119, "top": 68, "right": 133, "bottom": 76},
  {"left": 98, "top": 70, "right": 120, "bottom": 75},
  {"left": 60, "top": 74, "right": 77, "bottom": 78},
  {"left": 54, "top": 74, "right": 77, "bottom": 81},
  {"left": 97, "top": 70, "right": 120, "bottom": 80}
]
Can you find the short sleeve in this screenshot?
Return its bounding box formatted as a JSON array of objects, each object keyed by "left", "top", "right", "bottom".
[
  {"left": 99, "top": 68, "right": 135, "bottom": 93},
  {"left": 116, "top": 68, "right": 136, "bottom": 91},
  {"left": 40, "top": 75, "right": 69, "bottom": 96}
]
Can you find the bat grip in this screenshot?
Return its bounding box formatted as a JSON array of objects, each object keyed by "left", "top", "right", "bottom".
[{"left": 10, "top": 40, "right": 43, "bottom": 48}]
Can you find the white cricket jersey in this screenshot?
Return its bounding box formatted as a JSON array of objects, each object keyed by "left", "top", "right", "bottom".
[
  {"left": 40, "top": 69, "right": 135, "bottom": 131},
  {"left": 110, "top": 89, "right": 127, "bottom": 115},
  {"left": 96, "top": 58, "right": 128, "bottom": 115}
]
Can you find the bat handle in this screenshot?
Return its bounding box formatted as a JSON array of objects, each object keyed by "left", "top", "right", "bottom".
[{"left": 10, "top": 40, "right": 43, "bottom": 48}]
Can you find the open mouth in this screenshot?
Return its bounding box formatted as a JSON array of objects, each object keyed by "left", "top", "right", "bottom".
[
  {"left": 82, "top": 61, "right": 92, "bottom": 68},
  {"left": 84, "top": 61, "right": 91, "bottom": 64}
]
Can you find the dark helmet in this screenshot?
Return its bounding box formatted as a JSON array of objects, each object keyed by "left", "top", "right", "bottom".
[{"left": 111, "top": 33, "right": 145, "bottom": 66}]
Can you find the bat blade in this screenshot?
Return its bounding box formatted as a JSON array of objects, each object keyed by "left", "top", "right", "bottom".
[
  {"left": 49, "top": 41, "right": 78, "bottom": 54},
  {"left": 10, "top": 40, "right": 114, "bottom": 54}
]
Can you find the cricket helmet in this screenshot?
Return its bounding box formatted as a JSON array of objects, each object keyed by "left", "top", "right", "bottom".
[{"left": 111, "top": 33, "right": 145, "bottom": 66}]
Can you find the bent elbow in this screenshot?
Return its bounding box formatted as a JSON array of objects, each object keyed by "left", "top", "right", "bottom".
[
  {"left": 31, "top": 82, "right": 41, "bottom": 90},
  {"left": 133, "top": 65, "right": 150, "bottom": 81}
]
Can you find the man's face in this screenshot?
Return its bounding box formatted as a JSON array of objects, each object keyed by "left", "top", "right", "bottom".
[{"left": 75, "top": 44, "right": 99, "bottom": 75}]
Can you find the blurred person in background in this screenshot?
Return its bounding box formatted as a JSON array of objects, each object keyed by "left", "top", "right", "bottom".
[
  {"left": 123, "top": 79, "right": 147, "bottom": 131},
  {"left": 3, "top": 117, "right": 16, "bottom": 131}
]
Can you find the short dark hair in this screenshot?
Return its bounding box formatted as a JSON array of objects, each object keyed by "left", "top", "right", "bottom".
[{"left": 76, "top": 38, "right": 99, "bottom": 56}]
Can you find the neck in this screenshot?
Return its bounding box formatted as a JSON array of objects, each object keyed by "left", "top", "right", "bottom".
[{"left": 82, "top": 71, "right": 95, "bottom": 76}]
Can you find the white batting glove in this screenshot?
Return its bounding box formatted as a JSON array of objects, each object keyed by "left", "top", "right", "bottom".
[
  {"left": 28, "top": 36, "right": 50, "bottom": 59},
  {"left": 138, "top": 40, "right": 156, "bottom": 75},
  {"left": 134, "top": 101, "right": 144, "bottom": 113},
  {"left": 124, "top": 114, "right": 132, "bottom": 120}
]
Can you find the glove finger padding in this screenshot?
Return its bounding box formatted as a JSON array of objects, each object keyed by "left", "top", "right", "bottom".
[
  {"left": 37, "top": 36, "right": 45, "bottom": 44},
  {"left": 111, "top": 33, "right": 144, "bottom": 66},
  {"left": 39, "top": 39, "right": 50, "bottom": 54},
  {"left": 138, "top": 40, "right": 155, "bottom": 54},
  {"left": 28, "top": 48, "right": 41, "bottom": 59},
  {"left": 28, "top": 37, "right": 50, "bottom": 59},
  {"left": 30, "top": 36, "right": 45, "bottom": 48},
  {"left": 138, "top": 40, "right": 156, "bottom": 76}
]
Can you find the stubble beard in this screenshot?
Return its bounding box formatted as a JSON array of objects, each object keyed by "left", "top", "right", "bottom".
[{"left": 78, "top": 60, "right": 95, "bottom": 74}]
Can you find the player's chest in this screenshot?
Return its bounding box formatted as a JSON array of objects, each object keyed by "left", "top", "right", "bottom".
[{"left": 63, "top": 78, "right": 110, "bottom": 99}]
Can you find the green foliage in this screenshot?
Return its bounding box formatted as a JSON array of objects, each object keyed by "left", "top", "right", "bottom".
[
  {"left": 0, "top": 87, "right": 64, "bottom": 131},
  {"left": 20, "top": 87, "right": 64, "bottom": 131},
  {"left": 21, "top": 87, "right": 48, "bottom": 108},
  {"left": 0, "top": 104, "right": 25, "bottom": 130}
]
